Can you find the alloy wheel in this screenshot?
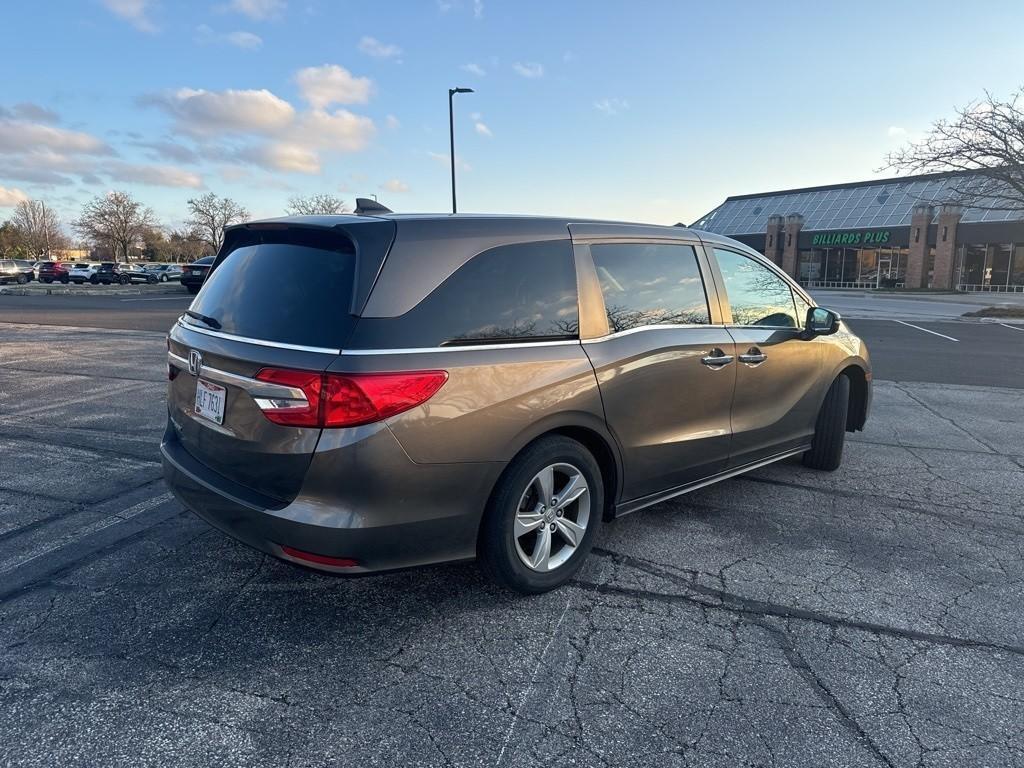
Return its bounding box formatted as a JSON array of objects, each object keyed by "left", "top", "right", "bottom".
[{"left": 513, "top": 462, "right": 591, "bottom": 572}]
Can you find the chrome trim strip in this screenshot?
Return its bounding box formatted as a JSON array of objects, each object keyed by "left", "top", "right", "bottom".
[
  {"left": 582, "top": 324, "right": 727, "bottom": 343},
  {"left": 175, "top": 318, "right": 341, "bottom": 355},
  {"left": 340, "top": 339, "right": 582, "bottom": 355},
  {"left": 168, "top": 351, "right": 308, "bottom": 400},
  {"left": 615, "top": 446, "right": 809, "bottom": 517}
]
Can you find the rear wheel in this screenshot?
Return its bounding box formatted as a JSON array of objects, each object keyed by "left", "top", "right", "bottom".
[
  {"left": 16, "top": 274, "right": 27, "bottom": 284},
  {"left": 119, "top": 275, "right": 130, "bottom": 285},
  {"left": 480, "top": 436, "right": 603, "bottom": 594},
  {"left": 59, "top": 275, "right": 69, "bottom": 284},
  {"left": 89, "top": 275, "right": 98, "bottom": 285},
  {"left": 159, "top": 274, "right": 168, "bottom": 282},
  {"left": 802, "top": 375, "right": 850, "bottom": 471},
  {"left": 42, "top": 278, "right": 52, "bottom": 284}
]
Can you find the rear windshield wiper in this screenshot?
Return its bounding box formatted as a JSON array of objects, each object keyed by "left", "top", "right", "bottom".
[{"left": 184, "top": 309, "right": 222, "bottom": 330}]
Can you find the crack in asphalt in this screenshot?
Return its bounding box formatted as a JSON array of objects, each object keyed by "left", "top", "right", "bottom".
[{"left": 581, "top": 547, "right": 1024, "bottom": 658}]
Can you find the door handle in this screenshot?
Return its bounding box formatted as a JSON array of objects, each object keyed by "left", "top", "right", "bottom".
[
  {"left": 738, "top": 347, "right": 767, "bottom": 366},
  {"left": 701, "top": 349, "right": 734, "bottom": 368}
]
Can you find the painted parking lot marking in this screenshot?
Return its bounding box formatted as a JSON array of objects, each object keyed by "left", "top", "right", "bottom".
[
  {"left": 894, "top": 319, "right": 959, "bottom": 342},
  {"left": 0, "top": 491, "right": 174, "bottom": 577},
  {"left": 999, "top": 322, "right": 1024, "bottom": 332},
  {"left": 119, "top": 296, "right": 194, "bottom": 302}
]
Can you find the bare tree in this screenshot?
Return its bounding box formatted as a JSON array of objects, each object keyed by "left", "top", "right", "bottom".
[
  {"left": 886, "top": 87, "right": 1024, "bottom": 213},
  {"left": 10, "top": 200, "right": 67, "bottom": 257},
  {"left": 286, "top": 193, "right": 348, "bottom": 215},
  {"left": 187, "top": 193, "right": 249, "bottom": 253},
  {"left": 168, "top": 227, "right": 210, "bottom": 263},
  {"left": 74, "top": 191, "right": 157, "bottom": 263}
]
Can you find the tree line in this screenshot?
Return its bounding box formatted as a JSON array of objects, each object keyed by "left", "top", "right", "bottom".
[{"left": 0, "top": 191, "right": 349, "bottom": 263}]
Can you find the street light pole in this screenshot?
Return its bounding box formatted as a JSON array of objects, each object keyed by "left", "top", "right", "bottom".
[{"left": 448, "top": 87, "right": 474, "bottom": 214}]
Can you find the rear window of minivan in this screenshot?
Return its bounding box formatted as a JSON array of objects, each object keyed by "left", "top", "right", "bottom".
[{"left": 184, "top": 228, "right": 357, "bottom": 350}]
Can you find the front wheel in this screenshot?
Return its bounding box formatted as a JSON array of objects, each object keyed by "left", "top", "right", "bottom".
[
  {"left": 16, "top": 274, "right": 28, "bottom": 284},
  {"left": 60, "top": 275, "right": 69, "bottom": 284},
  {"left": 119, "top": 275, "right": 130, "bottom": 285},
  {"left": 479, "top": 436, "right": 603, "bottom": 594},
  {"left": 802, "top": 375, "right": 850, "bottom": 471},
  {"left": 159, "top": 274, "right": 168, "bottom": 282}
]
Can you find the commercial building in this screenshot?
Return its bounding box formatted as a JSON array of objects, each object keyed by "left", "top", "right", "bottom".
[{"left": 692, "top": 171, "right": 1024, "bottom": 292}]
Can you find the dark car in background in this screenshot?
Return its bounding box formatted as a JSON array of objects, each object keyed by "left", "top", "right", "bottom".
[
  {"left": 37, "top": 261, "right": 70, "bottom": 284},
  {"left": 180, "top": 256, "right": 214, "bottom": 295},
  {"left": 162, "top": 208, "right": 872, "bottom": 594},
  {"left": 93, "top": 263, "right": 158, "bottom": 285},
  {"left": 0, "top": 259, "right": 34, "bottom": 284}
]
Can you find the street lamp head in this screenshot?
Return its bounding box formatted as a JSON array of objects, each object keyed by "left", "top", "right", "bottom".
[{"left": 450, "top": 87, "right": 474, "bottom": 95}]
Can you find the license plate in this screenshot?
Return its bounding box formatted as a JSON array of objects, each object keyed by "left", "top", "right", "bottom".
[
  {"left": 194, "top": 379, "right": 226, "bottom": 424},
  {"left": 190, "top": 270, "right": 201, "bottom": 275}
]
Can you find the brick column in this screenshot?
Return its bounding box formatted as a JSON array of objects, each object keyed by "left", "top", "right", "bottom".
[
  {"left": 931, "top": 204, "right": 962, "bottom": 289},
  {"left": 781, "top": 213, "right": 804, "bottom": 279},
  {"left": 764, "top": 215, "right": 784, "bottom": 266},
  {"left": 904, "top": 203, "right": 934, "bottom": 289}
]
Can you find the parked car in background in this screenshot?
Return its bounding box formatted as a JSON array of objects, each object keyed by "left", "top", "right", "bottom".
[
  {"left": 14, "top": 260, "right": 35, "bottom": 282},
  {"left": 146, "top": 263, "right": 183, "bottom": 282},
  {"left": 37, "top": 261, "right": 70, "bottom": 284},
  {"left": 93, "top": 262, "right": 159, "bottom": 285},
  {"left": 68, "top": 263, "right": 101, "bottom": 284},
  {"left": 162, "top": 211, "right": 871, "bottom": 593},
  {"left": 0, "top": 259, "right": 34, "bottom": 284},
  {"left": 180, "top": 256, "right": 214, "bottom": 295}
]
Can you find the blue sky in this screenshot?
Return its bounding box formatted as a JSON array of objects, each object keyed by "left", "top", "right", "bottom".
[{"left": 2, "top": 0, "right": 1023, "bottom": 230}]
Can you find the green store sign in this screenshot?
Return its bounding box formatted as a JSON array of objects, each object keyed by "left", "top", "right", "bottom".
[{"left": 811, "top": 230, "right": 891, "bottom": 247}]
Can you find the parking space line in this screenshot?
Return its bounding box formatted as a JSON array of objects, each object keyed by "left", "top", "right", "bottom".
[
  {"left": 119, "top": 296, "right": 193, "bottom": 302},
  {"left": 0, "top": 492, "right": 174, "bottom": 577},
  {"left": 893, "top": 320, "right": 959, "bottom": 342},
  {"left": 999, "top": 323, "right": 1024, "bottom": 332}
]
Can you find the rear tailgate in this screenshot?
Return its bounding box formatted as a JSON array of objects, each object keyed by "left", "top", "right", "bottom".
[{"left": 166, "top": 220, "right": 394, "bottom": 503}]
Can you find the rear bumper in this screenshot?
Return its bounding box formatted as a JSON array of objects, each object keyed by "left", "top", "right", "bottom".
[{"left": 161, "top": 422, "right": 503, "bottom": 574}]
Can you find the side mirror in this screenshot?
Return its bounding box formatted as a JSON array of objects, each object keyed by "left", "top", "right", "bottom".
[{"left": 803, "top": 307, "right": 841, "bottom": 338}]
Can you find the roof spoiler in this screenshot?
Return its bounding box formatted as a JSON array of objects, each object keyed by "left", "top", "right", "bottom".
[{"left": 354, "top": 198, "right": 393, "bottom": 215}]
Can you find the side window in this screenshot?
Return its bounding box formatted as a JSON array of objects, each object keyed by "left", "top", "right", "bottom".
[
  {"left": 591, "top": 243, "right": 710, "bottom": 332},
  {"left": 714, "top": 249, "right": 799, "bottom": 328},
  {"left": 350, "top": 240, "right": 579, "bottom": 348}
]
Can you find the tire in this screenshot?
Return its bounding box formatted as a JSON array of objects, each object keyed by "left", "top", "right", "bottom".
[
  {"left": 119, "top": 275, "right": 130, "bottom": 285},
  {"left": 89, "top": 275, "right": 98, "bottom": 285},
  {"left": 60, "top": 276, "right": 69, "bottom": 284},
  {"left": 479, "top": 436, "right": 603, "bottom": 594},
  {"left": 16, "top": 274, "right": 27, "bottom": 284},
  {"left": 148, "top": 276, "right": 158, "bottom": 284},
  {"left": 802, "top": 374, "right": 850, "bottom": 471},
  {"left": 159, "top": 274, "right": 168, "bottom": 282},
  {"left": 186, "top": 285, "right": 200, "bottom": 295},
  {"left": 42, "top": 278, "right": 52, "bottom": 284}
]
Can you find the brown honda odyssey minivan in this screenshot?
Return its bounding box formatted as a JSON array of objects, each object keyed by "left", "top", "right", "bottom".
[{"left": 162, "top": 205, "right": 871, "bottom": 593}]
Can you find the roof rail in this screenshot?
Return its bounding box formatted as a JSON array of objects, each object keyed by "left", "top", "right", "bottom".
[{"left": 354, "top": 198, "right": 393, "bottom": 215}]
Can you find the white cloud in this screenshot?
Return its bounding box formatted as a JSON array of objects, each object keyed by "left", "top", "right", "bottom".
[
  {"left": 0, "top": 103, "right": 60, "bottom": 123},
  {"left": 380, "top": 179, "right": 409, "bottom": 193},
  {"left": 144, "top": 87, "right": 295, "bottom": 136},
  {"left": 242, "top": 143, "right": 320, "bottom": 174},
  {"left": 473, "top": 0, "right": 483, "bottom": 18},
  {"left": 474, "top": 121, "right": 492, "bottom": 137},
  {"left": 428, "top": 151, "right": 470, "bottom": 172},
  {"left": 224, "top": 0, "right": 285, "bottom": 20},
  {"left": 295, "top": 65, "right": 373, "bottom": 109},
  {"left": 887, "top": 125, "right": 907, "bottom": 137},
  {"left": 0, "top": 119, "right": 113, "bottom": 155},
  {"left": 513, "top": 62, "right": 544, "bottom": 79},
  {"left": 292, "top": 109, "right": 375, "bottom": 152},
  {"left": 386, "top": 114, "right": 400, "bottom": 130},
  {"left": 461, "top": 63, "right": 486, "bottom": 77},
  {"left": 195, "top": 25, "right": 263, "bottom": 49},
  {"left": 102, "top": 0, "right": 157, "bottom": 33},
  {"left": 107, "top": 162, "right": 204, "bottom": 188},
  {"left": 227, "top": 30, "right": 263, "bottom": 49},
  {"left": 436, "top": 0, "right": 453, "bottom": 11},
  {"left": 0, "top": 185, "right": 28, "bottom": 207},
  {"left": 358, "top": 36, "right": 402, "bottom": 59},
  {"left": 594, "top": 98, "right": 628, "bottom": 116}
]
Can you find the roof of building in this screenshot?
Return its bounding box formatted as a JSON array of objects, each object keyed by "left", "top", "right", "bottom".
[{"left": 692, "top": 170, "right": 1024, "bottom": 236}]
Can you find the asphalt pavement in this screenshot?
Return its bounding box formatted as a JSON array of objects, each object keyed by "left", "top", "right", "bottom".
[{"left": 0, "top": 294, "right": 1023, "bottom": 766}]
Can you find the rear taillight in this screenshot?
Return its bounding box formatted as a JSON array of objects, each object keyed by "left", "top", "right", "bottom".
[{"left": 254, "top": 368, "right": 447, "bottom": 428}]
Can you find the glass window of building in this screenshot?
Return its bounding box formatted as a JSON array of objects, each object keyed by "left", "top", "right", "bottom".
[{"left": 714, "top": 249, "right": 799, "bottom": 328}]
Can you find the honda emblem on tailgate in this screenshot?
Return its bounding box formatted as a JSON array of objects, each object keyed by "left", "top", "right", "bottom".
[{"left": 188, "top": 349, "right": 202, "bottom": 376}]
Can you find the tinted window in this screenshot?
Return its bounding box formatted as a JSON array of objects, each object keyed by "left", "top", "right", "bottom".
[
  {"left": 591, "top": 243, "right": 709, "bottom": 332},
  {"left": 186, "top": 229, "right": 357, "bottom": 349},
  {"left": 348, "top": 240, "right": 578, "bottom": 349},
  {"left": 714, "top": 249, "right": 799, "bottom": 328}
]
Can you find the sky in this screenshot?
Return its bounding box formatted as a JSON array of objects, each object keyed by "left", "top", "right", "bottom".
[{"left": 1, "top": 0, "right": 1023, "bottom": 233}]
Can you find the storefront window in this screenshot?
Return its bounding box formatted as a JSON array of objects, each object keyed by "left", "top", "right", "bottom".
[
  {"left": 960, "top": 245, "right": 986, "bottom": 287},
  {"left": 986, "top": 244, "right": 1012, "bottom": 287},
  {"left": 1013, "top": 245, "right": 1024, "bottom": 287}
]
